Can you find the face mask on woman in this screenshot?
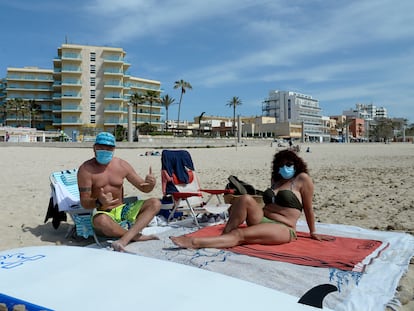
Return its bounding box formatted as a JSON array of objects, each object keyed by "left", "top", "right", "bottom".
[
  {"left": 95, "top": 150, "right": 113, "bottom": 165},
  {"left": 279, "top": 165, "right": 295, "bottom": 179}
]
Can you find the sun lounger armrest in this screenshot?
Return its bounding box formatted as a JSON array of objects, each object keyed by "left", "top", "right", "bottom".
[
  {"left": 172, "top": 192, "right": 203, "bottom": 200},
  {"left": 200, "top": 189, "right": 235, "bottom": 195}
]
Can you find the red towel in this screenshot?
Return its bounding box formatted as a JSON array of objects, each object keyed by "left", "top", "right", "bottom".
[{"left": 187, "top": 224, "right": 387, "bottom": 271}]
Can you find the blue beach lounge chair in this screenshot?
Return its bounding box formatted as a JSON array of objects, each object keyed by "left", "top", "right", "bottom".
[{"left": 45, "top": 168, "right": 101, "bottom": 245}]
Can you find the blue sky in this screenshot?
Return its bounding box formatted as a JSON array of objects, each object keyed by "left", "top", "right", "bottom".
[{"left": 1, "top": 0, "right": 413, "bottom": 123}]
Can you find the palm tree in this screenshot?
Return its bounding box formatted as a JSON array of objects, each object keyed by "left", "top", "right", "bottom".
[
  {"left": 129, "top": 92, "right": 144, "bottom": 141},
  {"left": 20, "top": 101, "right": 31, "bottom": 127},
  {"left": 198, "top": 111, "right": 206, "bottom": 136},
  {"left": 143, "top": 90, "right": 161, "bottom": 127},
  {"left": 28, "top": 100, "right": 41, "bottom": 128},
  {"left": 173, "top": 79, "right": 192, "bottom": 132},
  {"left": 226, "top": 96, "right": 242, "bottom": 136},
  {"left": 336, "top": 118, "right": 352, "bottom": 143},
  {"left": 160, "top": 94, "right": 175, "bottom": 132},
  {"left": 0, "top": 103, "right": 7, "bottom": 126},
  {"left": 6, "top": 98, "right": 24, "bottom": 126},
  {"left": 20, "top": 99, "right": 39, "bottom": 128}
]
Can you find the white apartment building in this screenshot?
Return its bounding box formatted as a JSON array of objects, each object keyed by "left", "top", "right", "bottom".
[
  {"left": 344, "top": 103, "right": 388, "bottom": 120},
  {"left": 262, "top": 90, "right": 329, "bottom": 142},
  {"left": 0, "top": 44, "right": 162, "bottom": 138},
  {"left": 2, "top": 67, "right": 54, "bottom": 129}
]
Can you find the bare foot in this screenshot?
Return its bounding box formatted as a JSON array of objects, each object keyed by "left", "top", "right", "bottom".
[
  {"left": 169, "top": 236, "right": 197, "bottom": 249},
  {"left": 135, "top": 234, "right": 159, "bottom": 242},
  {"left": 111, "top": 240, "right": 127, "bottom": 252}
]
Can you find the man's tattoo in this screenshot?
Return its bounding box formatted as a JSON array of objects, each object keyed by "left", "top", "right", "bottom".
[{"left": 78, "top": 187, "right": 91, "bottom": 192}]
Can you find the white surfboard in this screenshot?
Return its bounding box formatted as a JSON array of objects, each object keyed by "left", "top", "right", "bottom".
[{"left": 0, "top": 246, "right": 335, "bottom": 311}]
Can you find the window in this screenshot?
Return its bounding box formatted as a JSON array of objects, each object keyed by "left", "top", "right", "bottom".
[
  {"left": 90, "top": 102, "right": 96, "bottom": 112},
  {"left": 288, "top": 99, "right": 291, "bottom": 119},
  {"left": 90, "top": 90, "right": 95, "bottom": 99},
  {"left": 90, "top": 65, "right": 96, "bottom": 74},
  {"left": 90, "top": 114, "right": 96, "bottom": 124},
  {"left": 90, "top": 52, "right": 96, "bottom": 62},
  {"left": 90, "top": 77, "right": 95, "bottom": 86}
]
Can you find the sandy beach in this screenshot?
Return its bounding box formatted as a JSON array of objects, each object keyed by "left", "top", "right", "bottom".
[{"left": 0, "top": 142, "right": 413, "bottom": 310}]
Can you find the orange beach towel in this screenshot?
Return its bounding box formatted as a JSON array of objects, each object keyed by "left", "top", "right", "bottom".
[{"left": 187, "top": 224, "right": 387, "bottom": 271}]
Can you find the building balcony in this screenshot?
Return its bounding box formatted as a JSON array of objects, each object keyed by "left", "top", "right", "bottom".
[
  {"left": 103, "top": 70, "right": 123, "bottom": 76},
  {"left": 104, "top": 106, "right": 127, "bottom": 113},
  {"left": 40, "top": 104, "right": 53, "bottom": 111},
  {"left": 61, "top": 53, "right": 82, "bottom": 61},
  {"left": 61, "top": 80, "right": 82, "bottom": 87},
  {"left": 52, "top": 108, "right": 61, "bottom": 113},
  {"left": 60, "top": 117, "right": 82, "bottom": 125},
  {"left": 104, "top": 117, "right": 124, "bottom": 125},
  {"left": 104, "top": 83, "right": 123, "bottom": 89},
  {"left": 123, "top": 61, "right": 131, "bottom": 70},
  {"left": 61, "top": 105, "right": 82, "bottom": 112},
  {"left": 129, "top": 83, "right": 161, "bottom": 91},
  {"left": 103, "top": 56, "right": 124, "bottom": 63},
  {"left": 61, "top": 93, "right": 81, "bottom": 99},
  {"left": 6, "top": 73, "right": 53, "bottom": 83},
  {"left": 104, "top": 95, "right": 123, "bottom": 101},
  {"left": 61, "top": 68, "right": 81, "bottom": 74},
  {"left": 6, "top": 86, "right": 53, "bottom": 92}
]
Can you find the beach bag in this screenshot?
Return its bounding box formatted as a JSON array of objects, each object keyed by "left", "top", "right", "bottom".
[
  {"left": 226, "top": 175, "right": 257, "bottom": 195},
  {"left": 224, "top": 175, "right": 264, "bottom": 206}
]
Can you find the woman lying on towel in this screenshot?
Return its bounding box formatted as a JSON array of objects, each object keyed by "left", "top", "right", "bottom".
[{"left": 170, "top": 149, "right": 330, "bottom": 249}]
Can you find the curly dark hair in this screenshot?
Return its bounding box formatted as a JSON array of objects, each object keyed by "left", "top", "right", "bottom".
[{"left": 271, "top": 149, "right": 308, "bottom": 183}]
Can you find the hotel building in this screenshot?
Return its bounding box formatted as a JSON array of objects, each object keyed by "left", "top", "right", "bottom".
[
  {"left": 262, "top": 90, "right": 329, "bottom": 142},
  {"left": 0, "top": 44, "right": 162, "bottom": 137}
]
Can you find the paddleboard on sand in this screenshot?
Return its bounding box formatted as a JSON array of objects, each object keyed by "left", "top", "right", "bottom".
[{"left": 0, "top": 246, "right": 335, "bottom": 311}]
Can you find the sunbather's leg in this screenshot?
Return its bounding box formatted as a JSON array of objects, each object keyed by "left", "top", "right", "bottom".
[
  {"left": 170, "top": 223, "right": 292, "bottom": 249},
  {"left": 222, "top": 194, "right": 263, "bottom": 234},
  {"left": 93, "top": 214, "right": 127, "bottom": 237},
  {"left": 114, "top": 198, "right": 161, "bottom": 251}
]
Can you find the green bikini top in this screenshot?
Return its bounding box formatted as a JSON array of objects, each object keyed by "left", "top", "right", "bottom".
[
  {"left": 272, "top": 178, "right": 303, "bottom": 211},
  {"left": 274, "top": 189, "right": 303, "bottom": 211}
]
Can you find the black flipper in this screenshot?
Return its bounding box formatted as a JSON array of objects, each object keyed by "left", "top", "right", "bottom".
[{"left": 298, "top": 284, "right": 338, "bottom": 308}]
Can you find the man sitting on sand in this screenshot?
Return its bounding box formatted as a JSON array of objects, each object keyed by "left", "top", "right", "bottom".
[
  {"left": 170, "top": 149, "right": 328, "bottom": 249},
  {"left": 77, "top": 132, "right": 161, "bottom": 252}
]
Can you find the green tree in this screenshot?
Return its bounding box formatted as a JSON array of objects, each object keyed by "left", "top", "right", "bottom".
[
  {"left": 21, "top": 100, "right": 41, "bottom": 128},
  {"left": 129, "top": 92, "right": 144, "bottom": 141},
  {"left": 370, "top": 118, "right": 395, "bottom": 142},
  {"left": 0, "top": 103, "right": 7, "bottom": 125},
  {"left": 173, "top": 79, "right": 192, "bottom": 131},
  {"left": 143, "top": 90, "right": 161, "bottom": 127},
  {"left": 406, "top": 123, "right": 414, "bottom": 136},
  {"left": 114, "top": 124, "right": 126, "bottom": 141},
  {"left": 6, "top": 98, "right": 24, "bottom": 126},
  {"left": 160, "top": 94, "right": 175, "bottom": 132},
  {"left": 138, "top": 122, "right": 156, "bottom": 135},
  {"left": 226, "top": 96, "right": 242, "bottom": 136}
]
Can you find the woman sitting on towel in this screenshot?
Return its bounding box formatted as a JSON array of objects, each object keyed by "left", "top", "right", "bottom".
[{"left": 170, "top": 149, "right": 328, "bottom": 249}]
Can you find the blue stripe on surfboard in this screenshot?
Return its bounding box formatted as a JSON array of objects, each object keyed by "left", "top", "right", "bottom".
[{"left": 0, "top": 293, "right": 53, "bottom": 311}]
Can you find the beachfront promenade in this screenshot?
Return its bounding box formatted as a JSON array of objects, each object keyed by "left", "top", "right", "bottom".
[{"left": 0, "top": 136, "right": 273, "bottom": 149}]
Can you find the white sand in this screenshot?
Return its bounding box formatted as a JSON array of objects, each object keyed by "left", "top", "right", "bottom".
[{"left": 0, "top": 143, "right": 413, "bottom": 309}]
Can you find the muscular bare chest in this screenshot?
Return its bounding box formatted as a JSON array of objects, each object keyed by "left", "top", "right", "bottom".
[{"left": 90, "top": 164, "right": 125, "bottom": 197}]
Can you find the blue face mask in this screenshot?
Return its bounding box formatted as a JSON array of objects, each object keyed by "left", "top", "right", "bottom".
[
  {"left": 279, "top": 165, "right": 295, "bottom": 179},
  {"left": 95, "top": 150, "right": 113, "bottom": 165}
]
